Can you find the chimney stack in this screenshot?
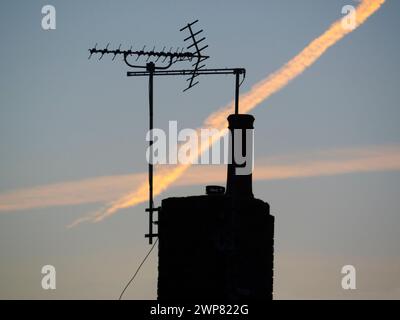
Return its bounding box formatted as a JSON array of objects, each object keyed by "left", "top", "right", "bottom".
[{"left": 158, "top": 113, "right": 274, "bottom": 301}]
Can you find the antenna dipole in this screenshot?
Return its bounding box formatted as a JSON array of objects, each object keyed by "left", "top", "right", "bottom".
[
  {"left": 180, "top": 19, "right": 209, "bottom": 91},
  {"left": 89, "top": 20, "right": 246, "bottom": 244}
]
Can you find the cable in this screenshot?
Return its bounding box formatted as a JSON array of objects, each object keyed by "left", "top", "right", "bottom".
[{"left": 118, "top": 238, "right": 159, "bottom": 300}]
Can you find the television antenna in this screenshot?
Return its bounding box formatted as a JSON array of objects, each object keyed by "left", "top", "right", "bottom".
[{"left": 89, "top": 20, "right": 246, "bottom": 244}]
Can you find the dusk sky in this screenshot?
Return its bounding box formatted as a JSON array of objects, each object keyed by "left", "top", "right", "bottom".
[{"left": 1, "top": 0, "right": 399, "bottom": 299}]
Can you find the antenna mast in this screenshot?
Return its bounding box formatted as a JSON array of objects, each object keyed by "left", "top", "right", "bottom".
[{"left": 89, "top": 20, "right": 246, "bottom": 244}]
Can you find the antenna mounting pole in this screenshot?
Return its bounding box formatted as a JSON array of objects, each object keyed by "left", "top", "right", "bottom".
[
  {"left": 147, "top": 62, "right": 155, "bottom": 244},
  {"left": 234, "top": 69, "right": 240, "bottom": 114}
]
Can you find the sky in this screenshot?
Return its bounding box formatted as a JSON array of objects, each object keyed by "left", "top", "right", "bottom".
[{"left": 0, "top": 0, "right": 399, "bottom": 299}]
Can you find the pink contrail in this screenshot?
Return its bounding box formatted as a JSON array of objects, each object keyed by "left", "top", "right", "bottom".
[{"left": 77, "top": 0, "right": 385, "bottom": 224}]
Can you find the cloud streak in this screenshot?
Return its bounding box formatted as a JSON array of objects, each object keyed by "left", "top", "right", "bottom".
[{"left": 0, "top": 145, "right": 399, "bottom": 219}]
